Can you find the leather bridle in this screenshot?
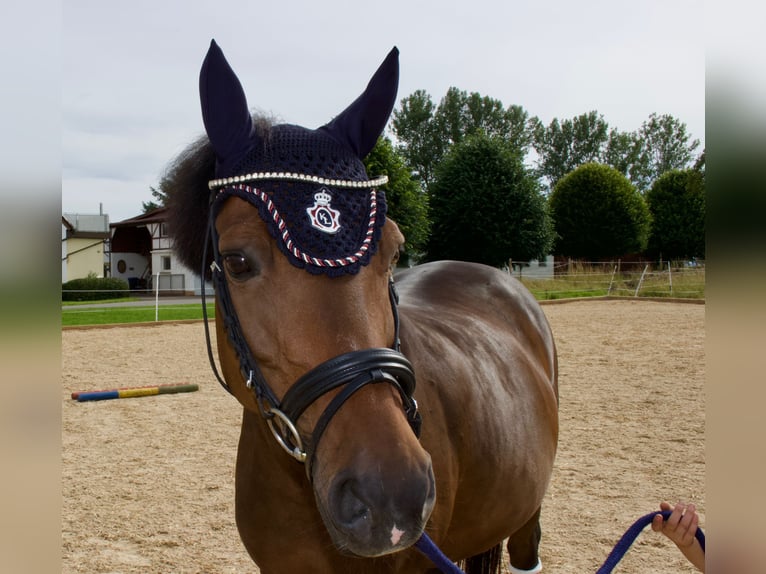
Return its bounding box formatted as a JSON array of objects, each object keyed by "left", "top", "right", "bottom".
[{"left": 200, "top": 192, "right": 422, "bottom": 480}]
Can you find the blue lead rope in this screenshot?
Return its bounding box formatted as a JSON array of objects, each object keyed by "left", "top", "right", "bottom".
[
  {"left": 596, "top": 509, "right": 706, "bottom": 574},
  {"left": 414, "top": 533, "right": 465, "bottom": 574},
  {"left": 415, "top": 510, "right": 706, "bottom": 574}
]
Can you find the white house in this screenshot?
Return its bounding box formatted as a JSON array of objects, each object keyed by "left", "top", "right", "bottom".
[
  {"left": 110, "top": 208, "right": 211, "bottom": 295},
  {"left": 61, "top": 212, "right": 110, "bottom": 282},
  {"left": 507, "top": 255, "right": 555, "bottom": 279}
]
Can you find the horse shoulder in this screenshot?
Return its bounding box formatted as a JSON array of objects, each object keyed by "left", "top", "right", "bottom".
[
  {"left": 396, "top": 260, "right": 556, "bottom": 379},
  {"left": 395, "top": 259, "right": 558, "bottom": 437}
]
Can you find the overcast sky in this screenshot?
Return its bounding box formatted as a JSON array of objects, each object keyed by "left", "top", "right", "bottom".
[{"left": 62, "top": 0, "right": 706, "bottom": 223}]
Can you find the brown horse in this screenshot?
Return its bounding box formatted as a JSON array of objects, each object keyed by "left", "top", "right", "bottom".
[{"left": 166, "top": 40, "right": 558, "bottom": 574}]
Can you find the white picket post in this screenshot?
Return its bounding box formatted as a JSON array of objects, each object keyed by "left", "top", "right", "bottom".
[
  {"left": 607, "top": 265, "right": 617, "bottom": 295},
  {"left": 634, "top": 264, "right": 649, "bottom": 297},
  {"left": 668, "top": 261, "right": 673, "bottom": 295}
]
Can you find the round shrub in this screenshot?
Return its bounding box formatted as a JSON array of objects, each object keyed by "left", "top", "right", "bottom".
[
  {"left": 62, "top": 276, "right": 130, "bottom": 301},
  {"left": 550, "top": 163, "right": 650, "bottom": 259},
  {"left": 646, "top": 169, "right": 705, "bottom": 260},
  {"left": 427, "top": 133, "right": 553, "bottom": 266}
]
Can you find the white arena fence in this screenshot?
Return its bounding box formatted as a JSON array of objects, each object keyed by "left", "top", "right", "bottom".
[{"left": 511, "top": 259, "right": 705, "bottom": 300}]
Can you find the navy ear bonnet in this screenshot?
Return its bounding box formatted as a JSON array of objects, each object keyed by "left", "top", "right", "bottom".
[{"left": 200, "top": 40, "right": 399, "bottom": 276}]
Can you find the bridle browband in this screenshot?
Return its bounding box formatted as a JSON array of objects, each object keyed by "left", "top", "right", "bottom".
[{"left": 200, "top": 187, "right": 421, "bottom": 480}]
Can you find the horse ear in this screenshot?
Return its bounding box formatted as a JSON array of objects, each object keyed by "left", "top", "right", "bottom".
[
  {"left": 321, "top": 46, "right": 399, "bottom": 159},
  {"left": 199, "top": 39, "right": 254, "bottom": 175}
]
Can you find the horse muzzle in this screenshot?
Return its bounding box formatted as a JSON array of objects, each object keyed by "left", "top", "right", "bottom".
[
  {"left": 278, "top": 348, "right": 433, "bottom": 557},
  {"left": 323, "top": 455, "right": 436, "bottom": 557}
]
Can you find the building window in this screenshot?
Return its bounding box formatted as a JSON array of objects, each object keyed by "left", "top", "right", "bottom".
[
  {"left": 160, "top": 222, "right": 169, "bottom": 237},
  {"left": 162, "top": 256, "right": 171, "bottom": 271}
]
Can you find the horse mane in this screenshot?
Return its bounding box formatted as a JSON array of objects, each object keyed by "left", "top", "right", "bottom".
[{"left": 164, "top": 115, "right": 275, "bottom": 273}]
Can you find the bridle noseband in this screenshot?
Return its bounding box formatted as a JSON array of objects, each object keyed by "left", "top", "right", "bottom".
[{"left": 201, "top": 195, "right": 421, "bottom": 479}]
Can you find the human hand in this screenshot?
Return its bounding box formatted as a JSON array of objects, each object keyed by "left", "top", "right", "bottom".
[{"left": 652, "top": 501, "right": 699, "bottom": 548}]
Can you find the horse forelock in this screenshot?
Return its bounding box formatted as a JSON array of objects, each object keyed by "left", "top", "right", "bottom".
[
  {"left": 163, "top": 135, "right": 216, "bottom": 273},
  {"left": 164, "top": 118, "right": 280, "bottom": 274}
]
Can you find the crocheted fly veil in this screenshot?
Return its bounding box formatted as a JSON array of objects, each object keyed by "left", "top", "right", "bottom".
[{"left": 200, "top": 40, "right": 399, "bottom": 276}]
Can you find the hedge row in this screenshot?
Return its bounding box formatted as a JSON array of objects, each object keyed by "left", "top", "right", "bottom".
[{"left": 62, "top": 277, "right": 130, "bottom": 301}]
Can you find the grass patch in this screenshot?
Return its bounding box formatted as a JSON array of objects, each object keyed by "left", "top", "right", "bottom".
[
  {"left": 62, "top": 304, "right": 214, "bottom": 327},
  {"left": 526, "top": 287, "right": 610, "bottom": 300},
  {"left": 62, "top": 297, "right": 141, "bottom": 306}
]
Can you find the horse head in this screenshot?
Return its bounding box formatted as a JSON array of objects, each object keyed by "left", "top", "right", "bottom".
[{"left": 169, "top": 40, "right": 435, "bottom": 558}]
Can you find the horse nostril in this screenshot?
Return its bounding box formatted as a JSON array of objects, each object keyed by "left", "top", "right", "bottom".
[{"left": 336, "top": 481, "right": 370, "bottom": 528}]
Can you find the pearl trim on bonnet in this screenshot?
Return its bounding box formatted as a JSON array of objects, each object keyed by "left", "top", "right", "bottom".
[{"left": 208, "top": 171, "right": 389, "bottom": 190}]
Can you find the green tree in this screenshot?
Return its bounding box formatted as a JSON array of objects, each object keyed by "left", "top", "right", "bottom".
[
  {"left": 549, "top": 163, "right": 650, "bottom": 259},
  {"left": 632, "top": 113, "right": 700, "bottom": 191},
  {"left": 693, "top": 148, "right": 705, "bottom": 174},
  {"left": 363, "top": 137, "right": 430, "bottom": 262},
  {"left": 142, "top": 185, "right": 167, "bottom": 213},
  {"left": 391, "top": 89, "right": 442, "bottom": 189},
  {"left": 645, "top": 168, "right": 705, "bottom": 260},
  {"left": 433, "top": 88, "right": 534, "bottom": 148},
  {"left": 426, "top": 133, "right": 553, "bottom": 267},
  {"left": 603, "top": 128, "right": 643, "bottom": 180},
  {"left": 392, "top": 88, "right": 537, "bottom": 192},
  {"left": 532, "top": 111, "right": 610, "bottom": 191}
]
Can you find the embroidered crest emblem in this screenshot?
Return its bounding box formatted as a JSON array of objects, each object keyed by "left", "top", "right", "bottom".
[{"left": 306, "top": 188, "right": 341, "bottom": 234}]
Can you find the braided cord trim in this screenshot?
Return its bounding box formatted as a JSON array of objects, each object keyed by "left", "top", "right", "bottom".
[{"left": 218, "top": 184, "right": 378, "bottom": 269}]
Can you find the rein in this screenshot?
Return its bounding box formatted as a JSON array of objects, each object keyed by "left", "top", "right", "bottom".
[
  {"left": 414, "top": 510, "right": 706, "bottom": 574},
  {"left": 200, "top": 197, "right": 421, "bottom": 478}
]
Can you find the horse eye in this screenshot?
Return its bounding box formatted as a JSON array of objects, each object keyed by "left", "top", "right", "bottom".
[
  {"left": 223, "top": 253, "right": 257, "bottom": 279},
  {"left": 390, "top": 246, "right": 402, "bottom": 270}
]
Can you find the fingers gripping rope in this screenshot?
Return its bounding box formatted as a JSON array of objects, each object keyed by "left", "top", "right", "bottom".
[
  {"left": 415, "top": 510, "right": 705, "bottom": 574},
  {"left": 596, "top": 510, "right": 705, "bottom": 574}
]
